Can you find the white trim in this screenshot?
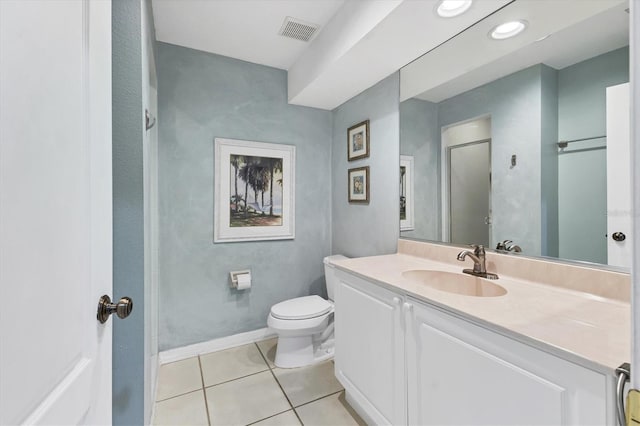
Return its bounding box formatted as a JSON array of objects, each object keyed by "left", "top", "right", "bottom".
[
  {"left": 630, "top": 0, "right": 640, "bottom": 390},
  {"left": 158, "top": 328, "right": 277, "bottom": 364}
]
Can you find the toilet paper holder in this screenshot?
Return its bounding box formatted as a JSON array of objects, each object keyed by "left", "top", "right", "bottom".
[{"left": 229, "top": 270, "right": 251, "bottom": 289}]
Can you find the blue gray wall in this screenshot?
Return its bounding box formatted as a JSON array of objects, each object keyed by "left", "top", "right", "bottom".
[
  {"left": 558, "top": 47, "right": 629, "bottom": 141},
  {"left": 331, "top": 73, "right": 400, "bottom": 257},
  {"left": 540, "top": 65, "right": 559, "bottom": 258},
  {"left": 557, "top": 47, "right": 629, "bottom": 263},
  {"left": 112, "top": 0, "right": 145, "bottom": 424},
  {"left": 437, "top": 65, "right": 545, "bottom": 255},
  {"left": 157, "top": 42, "right": 332, "bottom": 350},
  {"left": 399, "top": 98, "right": 440, "bottom": 241}
]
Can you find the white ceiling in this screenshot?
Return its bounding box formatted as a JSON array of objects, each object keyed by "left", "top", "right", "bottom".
[
  {"left": 152, "top": 0, "right": 345, "bottom": 70},
  {"left": 152, "top": 0, "right": 512, "bottom": 110},
  {"left": 402, "top": 0, "right": 629, "bottom": 103},
  {"left": 287, "top": 0, "right": 512, "bottom": 110}
]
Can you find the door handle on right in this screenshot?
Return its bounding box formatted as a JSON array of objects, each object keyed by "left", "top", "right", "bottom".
[
  {"left": 616, "top": 363, "right": 630, "bottom": 426},
  {"left": 97, "top": 295, "right": 133, "bottom": 324}
]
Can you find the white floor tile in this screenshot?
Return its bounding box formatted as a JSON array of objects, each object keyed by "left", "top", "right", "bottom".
[
  {"left": 295, "top": 391, "right": 365, "bottom": 426},
  {"left": 156, "top": 357, "right": 203, "bottom": 401},
  {"left": 250, "top": 410, "right": 301, "bottom": 426},
  {"left": 200, "top": 343, "right": 269, "bottom": 387},
  {"left": 273, "top": 360, "right": 343, "bottom": 407},
  {"left": 153, "top": 390, "right": 209, "bottom": 426},
  {"left": 206, "top": 371, "right": 290, "bottom": 426},
  {"left": 255, "top": 338, "right": 277, "bottom": 368}
]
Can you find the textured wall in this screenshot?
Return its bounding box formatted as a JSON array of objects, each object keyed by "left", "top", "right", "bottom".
[
  {"left": 558, "top": 47, "right": 629, "bottom": 141},
  {"left": 557, "top": 47, "right": 629, "bottom": 263},
  {"left": 157, "top": 42, "right": 332, "bottom": 351},
  {"left": 438, "top": 65, "right": 544, "bottom": 255},
  {"left": 112, "top": 0, "right": 145, "bottom": 424},
  {"left": 399, "top": 98, "right": 440, "bottom": 241},
  {"left": 331, "top": 73, "right": 400, "bottom": 257},
  {"left": 540, "top": 65, "right": 559, "bottom": 258}
]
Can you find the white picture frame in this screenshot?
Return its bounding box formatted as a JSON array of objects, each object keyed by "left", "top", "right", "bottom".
[
  {"left": 400, "top": 155, "right": 414, "bottom": 231},
  {"left": 214, "top": 138, "right": 295, "bottom": 243}
]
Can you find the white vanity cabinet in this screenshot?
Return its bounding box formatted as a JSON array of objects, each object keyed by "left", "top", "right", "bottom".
[
  {"left": 406, "top": 296, "right": 611, "bottom": 425},
  {"left": 334, "top": 270, "right": 406, "bottom": 425},
  {"left": 335, "top": 270, "right": 615, "bottom": 425}
]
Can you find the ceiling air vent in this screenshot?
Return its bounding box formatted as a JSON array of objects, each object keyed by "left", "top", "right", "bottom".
[{"left": 278, "top": 16, "right": 319, "bottom": 42}]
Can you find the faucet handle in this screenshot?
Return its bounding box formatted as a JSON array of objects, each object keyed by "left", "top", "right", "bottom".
[{"left": 470, "top": 244, "right": 485, "bottom": 256}]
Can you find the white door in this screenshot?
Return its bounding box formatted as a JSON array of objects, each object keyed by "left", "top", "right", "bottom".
[
  {"left": 0, "top": 1, "right": 113, "bottom": 424},
  {"left": 606, "top": 83, "right": 631, "bottom": 268},
  {"left": 448, "top": 140, "right": 491, "bottom": 246}
]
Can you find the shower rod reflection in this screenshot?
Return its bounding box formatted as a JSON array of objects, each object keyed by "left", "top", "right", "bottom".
[{"left": 557, "top": 135, "right": 606, "bottom": 149}]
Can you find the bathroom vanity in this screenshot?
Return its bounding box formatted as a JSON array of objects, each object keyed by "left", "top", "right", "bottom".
[{"left": 332, "top": 240, "right": 629, "bottom": 425}]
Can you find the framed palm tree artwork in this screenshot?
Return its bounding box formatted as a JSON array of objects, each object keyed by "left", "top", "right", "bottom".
[{"left": 214, "top": 138, "right": 295, "bottom": 242}]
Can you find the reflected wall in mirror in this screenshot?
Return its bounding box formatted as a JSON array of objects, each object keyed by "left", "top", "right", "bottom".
[{"left": 400, "top": 0, "right": 630, "bottom": 268}]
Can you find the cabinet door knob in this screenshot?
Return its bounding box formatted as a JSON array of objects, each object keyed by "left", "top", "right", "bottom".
[
  {"left": 403, "top": 302, "right": 413, "bottom": 313},
  {"left": 612, "top": 232, "right": 626, "bottom": 242},
  {"left": 392, "top": 297, "right": 401, "bottom": 305}
]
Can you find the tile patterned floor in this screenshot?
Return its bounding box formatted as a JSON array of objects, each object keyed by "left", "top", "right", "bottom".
[{"left": 152, "top": 338, "right": 366, "bottom": 426}]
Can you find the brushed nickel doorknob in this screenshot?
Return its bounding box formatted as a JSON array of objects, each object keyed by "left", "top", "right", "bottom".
[{"left": 97, "top": 295, "right": 133, "bottom": 324}]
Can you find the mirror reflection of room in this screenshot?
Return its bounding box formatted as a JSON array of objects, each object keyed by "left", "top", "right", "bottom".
[{"left": 400, "top": 0, "right": 630, "bottom": 268}]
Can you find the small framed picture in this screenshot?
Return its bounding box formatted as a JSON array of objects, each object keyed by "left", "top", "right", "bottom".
[
  {"left": 348, "top": 166, "right": 369, "bottom": 203},
  {"left": 347, "top": 119, "right": 370, "bottom": 161}
]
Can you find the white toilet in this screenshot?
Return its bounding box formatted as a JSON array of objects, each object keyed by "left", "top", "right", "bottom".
[{"left": 267, "top": 254, "right": 347, "bottom": 368}]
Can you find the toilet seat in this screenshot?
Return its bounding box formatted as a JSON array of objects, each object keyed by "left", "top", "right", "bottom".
[{"left": 270, "top": 295, "right": 332, "bottom": 320}]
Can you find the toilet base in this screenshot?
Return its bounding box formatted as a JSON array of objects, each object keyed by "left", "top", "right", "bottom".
[{"left": 274, "top": 335, "right": 335, "bottom": 369}]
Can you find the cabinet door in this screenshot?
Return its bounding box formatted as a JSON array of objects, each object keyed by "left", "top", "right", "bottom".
[
  {"left": 406, "top": 297, "right": 609, "bottom": 425},
  {"left": 334, "top": 271, "right": 406, "bottom": 425}
]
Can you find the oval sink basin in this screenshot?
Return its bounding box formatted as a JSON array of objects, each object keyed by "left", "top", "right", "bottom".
[{"left": 402, "top": 270, "right": 507, "bottom": 297}]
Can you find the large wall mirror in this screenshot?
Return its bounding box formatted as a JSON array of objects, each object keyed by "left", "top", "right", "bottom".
[{"left": 399, "top": 0, "right": 630, "bottom": 269}]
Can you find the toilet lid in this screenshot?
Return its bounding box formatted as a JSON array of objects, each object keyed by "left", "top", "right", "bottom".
[{"left": 270, "top": 295, "right": 332, "bottom": 320}]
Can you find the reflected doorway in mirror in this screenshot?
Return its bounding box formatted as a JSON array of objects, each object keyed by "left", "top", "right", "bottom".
[{"left": 400, "top": 155, "right": 414, "bottom": 231}]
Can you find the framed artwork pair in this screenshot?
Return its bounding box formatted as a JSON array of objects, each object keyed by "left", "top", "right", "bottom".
[{"left": 347, "top": 120, "right": 370, "bottom": 204}]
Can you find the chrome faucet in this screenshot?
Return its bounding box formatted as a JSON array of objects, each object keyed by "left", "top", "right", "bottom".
[
  {"left": 496, "top": 239, "right": 522, "bottom": 253},
  {"left": 457, "top": 245, "right": 499, "bottom": 280}
]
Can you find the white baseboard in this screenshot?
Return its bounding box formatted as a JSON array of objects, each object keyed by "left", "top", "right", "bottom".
[{"left": 159, "top": 327, "right": 276, "bottom": 364}]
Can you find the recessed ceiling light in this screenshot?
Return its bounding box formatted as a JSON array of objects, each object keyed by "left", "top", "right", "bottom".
[
  {"left": 436, "top": 0, "right": 473, "bottom": 18},
  {"left": 489, "top": 20, "right": 528, "bottom": 40}
]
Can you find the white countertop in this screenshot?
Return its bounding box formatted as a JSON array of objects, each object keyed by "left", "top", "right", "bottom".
[{"left": 333, "top": 253, "right": 630, "bottom": 374}]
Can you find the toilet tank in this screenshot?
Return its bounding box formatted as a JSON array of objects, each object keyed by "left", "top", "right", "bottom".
[{"left": 323, "top": 255, "right": 347, "bottom": 301}]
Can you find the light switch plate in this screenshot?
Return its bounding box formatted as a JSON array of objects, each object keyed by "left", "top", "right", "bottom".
[{"left": 627, "top": 389, "right": 640, "bottom": 425}]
